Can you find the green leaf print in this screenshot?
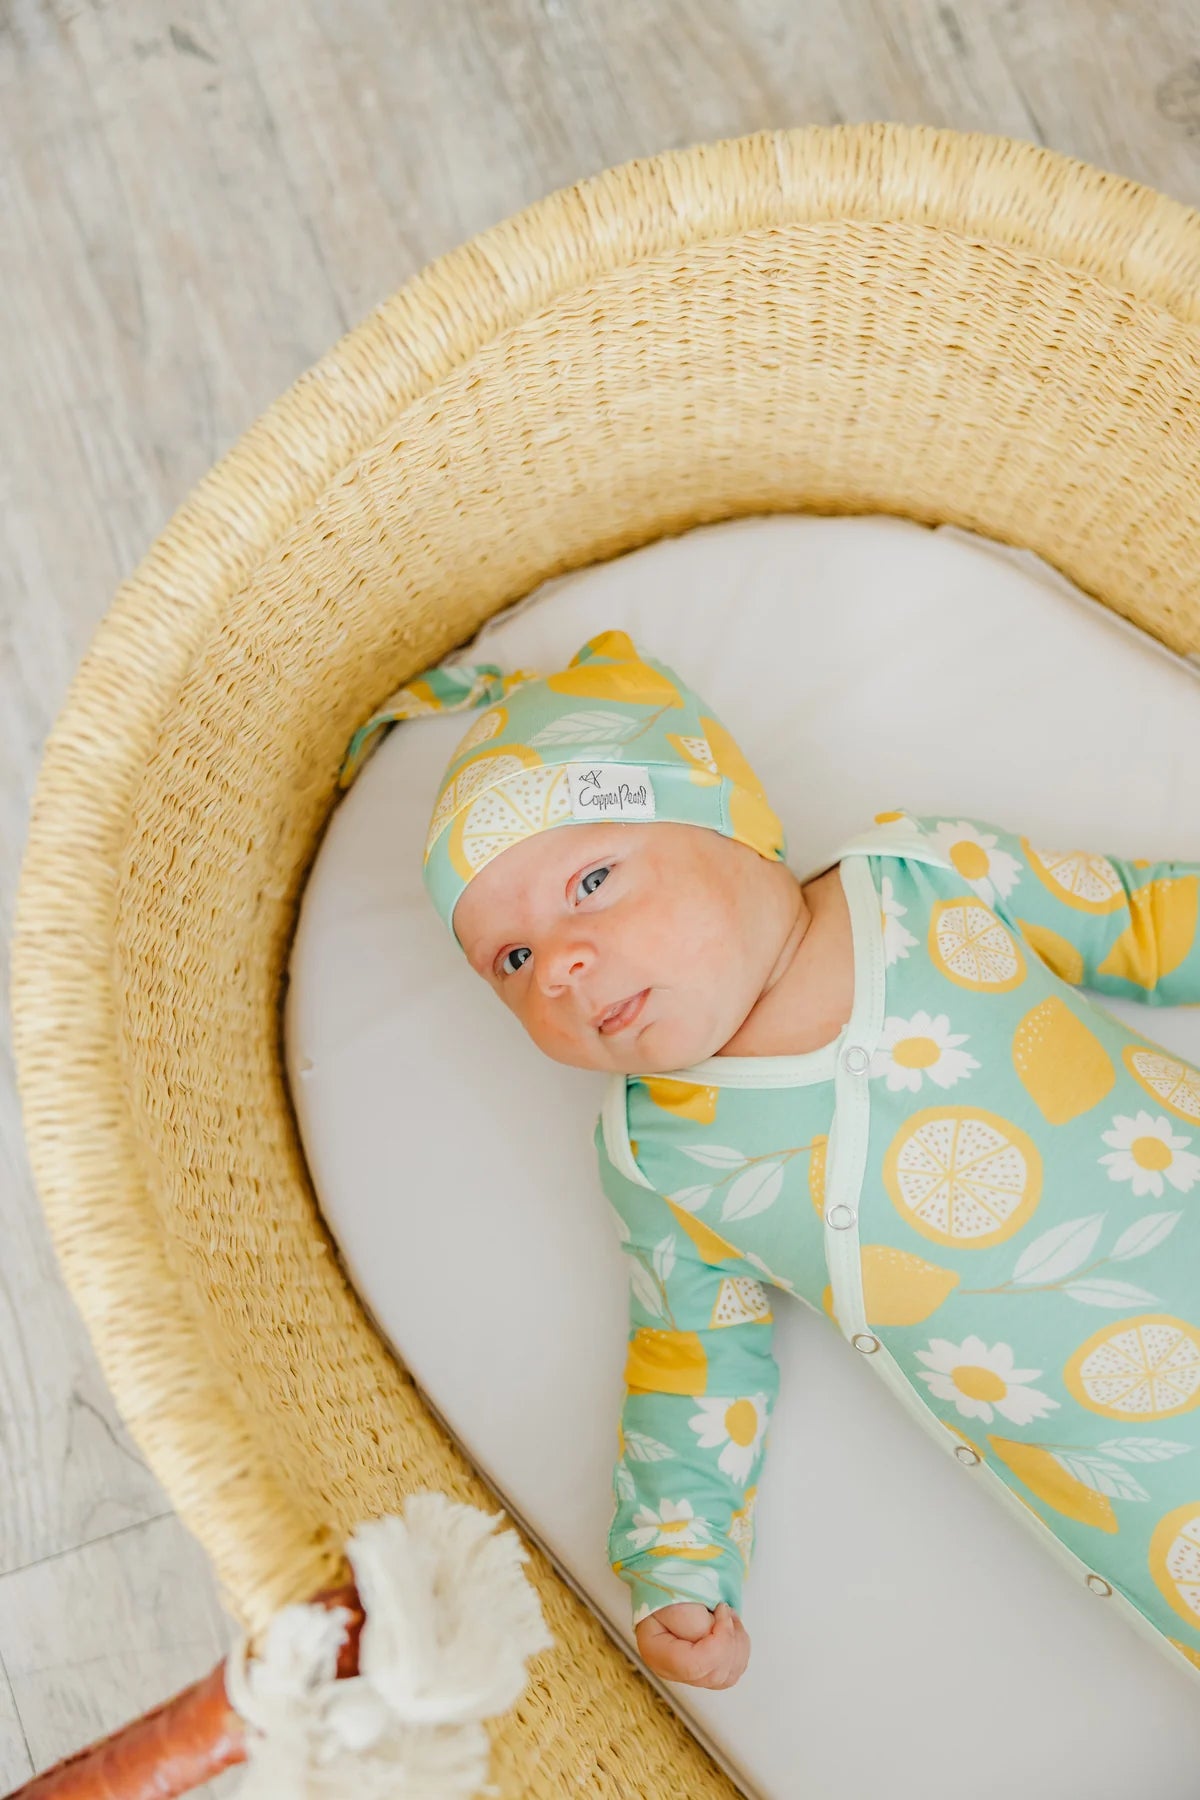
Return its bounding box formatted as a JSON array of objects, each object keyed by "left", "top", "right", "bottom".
[
  {"left": 1062, "top": 1277, "right": 1161, "bottom": 1308},
  {"left": 1011, "top": 1215, "right": 1104, "bottom": 1284},
  {"left": 1108, "top": 1212, "right": 1183, "bottom": 1261},
  {"left": 722, "top": 1162, "right": 785, "bottom": 1222},
  {"left": 651, "top": 1235, "right": 676, "bottom": 1283},
  {"left": 680, "top": 1145, "right": 750, "bottom": 1170},
  {"left": 529, "top": 710, "right": 631, "bottom": 748},
  {"left": 1051, "top": 1451, "right": 1151, "bottom": 1504},
  {"left": 624, "top": 1432, "right": 678, "bottom": 1462},
  {"left": 963, "top": 1210, "right": 1176, "bottom": 1306},
  {"left": 1096, "top": 1437, "right": 1192, "bottom": 1463}
]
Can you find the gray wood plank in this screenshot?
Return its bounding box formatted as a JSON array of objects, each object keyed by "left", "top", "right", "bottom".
[
  {"left": 0, "top": 1657, "right": 33, "bottom": 1795},
  {"left": 0, "top": 1516, "right": 237, "bottom": 1795}
]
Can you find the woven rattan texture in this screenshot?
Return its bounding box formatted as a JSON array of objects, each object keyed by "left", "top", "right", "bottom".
[{"left": 12, "top": 125, "right": 1200, "bottom": 1796}]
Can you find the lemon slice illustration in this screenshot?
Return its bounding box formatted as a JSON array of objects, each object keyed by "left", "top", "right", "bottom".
[
  {"left": 729, "top": 1487, "right": 758, "bottom": 1570},
  {"left": 1151, "top": 1503, "right": 1200, "bottom": 1629},
  {"left": 428, "top": 741, "right": 541, "bottom": 849},
  {"left": 930, "top": 898, "right": 1027, "bottom": 992},
  {"left": 667, "top": 732, "right": 721, "bottom": 784},
  {"left": 1123, "top": 1044, "right": 1200, "bottom": 1124},
  {"left": 449, "top": 703, "right": 508, "bottom": 762},
  {"left": 448, "top": 762, "right": 571, "bottom": 880},
  {"left": 710, "top": 1277, "right": 773, "bottom": 1328},
  {"left": 883, "top": 1106, "right": 1042, "bottom": 1247},
  {"left": 1021, "top": 839, "right": 1126, "bottom": 913},
  {"left": 1065, "top": 1315, "right": 1200, "bottom": 1420}
]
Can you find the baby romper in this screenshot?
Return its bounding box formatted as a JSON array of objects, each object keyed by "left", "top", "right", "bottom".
[{"left": 598, "top": 807, "right": 1200, "bottom": 1683}]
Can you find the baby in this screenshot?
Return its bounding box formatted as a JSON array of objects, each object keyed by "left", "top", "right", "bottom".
[{"left": 341, "top": 629, "right": 1200, "bottom": 1696}]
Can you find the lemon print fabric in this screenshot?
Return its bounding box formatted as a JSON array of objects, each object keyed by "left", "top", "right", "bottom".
[
  {"left": 883, "top": 1107, "right": 1042, "bottom": 1247},
  {"left": 1012, "top": 996, "right": 1115, "bottom": 1124},
  {"left": 929, "top": 898, "right": 1027, "bottom": 992},
  {"left": 597, "top": 804, "right": 1200, "bottom": 1652},
  {"left": 1064, "top": 1317, "right": 1200, "bottom": 1421},
  {"left": 379, "top": 625, "right": 789, "bottom": 940}
]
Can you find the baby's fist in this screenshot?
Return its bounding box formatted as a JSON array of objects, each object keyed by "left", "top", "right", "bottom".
[{"left": 634, "top": 1601, "right": 750, "bottom": 1688}]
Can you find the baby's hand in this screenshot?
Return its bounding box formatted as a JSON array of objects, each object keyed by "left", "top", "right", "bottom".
[{"left": 634, "top": 1601, "right": 750, "bottom": 1688}]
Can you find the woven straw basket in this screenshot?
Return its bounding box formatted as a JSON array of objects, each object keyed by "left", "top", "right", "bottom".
[{"left": 11, "top": 123, "right": 1200, "bottom": 1796}]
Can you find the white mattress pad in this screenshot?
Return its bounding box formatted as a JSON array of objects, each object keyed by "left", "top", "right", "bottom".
[{"left": 285, "top": 516, "right": 1200, "bottom": 1799}]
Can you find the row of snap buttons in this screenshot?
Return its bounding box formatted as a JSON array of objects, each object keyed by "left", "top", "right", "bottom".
[{"left": 950, "top": 1450, "right": 1113, "bottom": 1596}]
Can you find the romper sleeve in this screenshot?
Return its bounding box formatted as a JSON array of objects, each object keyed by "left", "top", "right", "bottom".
[
  {"left": 900, "top": 808, "right": 1200, "bottom": 1006},
  {"left": 594, "top": 1115, "right": 781, "bottom": 1627}
]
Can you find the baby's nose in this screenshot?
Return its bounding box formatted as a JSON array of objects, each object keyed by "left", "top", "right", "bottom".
[{"left": 539, "top": 938, "right": 593, "bottom": 992}]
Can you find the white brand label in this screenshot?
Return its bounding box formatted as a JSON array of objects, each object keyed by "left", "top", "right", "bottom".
[{"left": 566, "top": 763, "right": 656, "bottom": 821}]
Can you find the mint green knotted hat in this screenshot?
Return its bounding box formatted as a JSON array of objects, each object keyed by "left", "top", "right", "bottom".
[{"left": 338, "top": 629, "right": 787, "bottom": 941}]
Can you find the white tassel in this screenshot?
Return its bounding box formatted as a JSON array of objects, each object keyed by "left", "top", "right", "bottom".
[{"left": 225, "top": 1493, "right": 554, "bottom": 1799}]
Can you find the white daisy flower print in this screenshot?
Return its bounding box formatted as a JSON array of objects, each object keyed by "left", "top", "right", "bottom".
[
  {"left": 928, "top": 819, "right": 1023, "bottom": 906},
  {"left": 871, "top": 1011, "right": 981, "bottom": 1093},
  {"left": 880, "top": 875, "right": 918, "bottom": 965},
  {"left": 1099, "top": 1111, "right": 1200, "bottom": 1198},
  {"left": 914, "top": 1335, "right": 1060, "bottom": 1425},
  {"left": 625, "top": 1497, "right": 714, "bottom": 1555},
  {"left": 688, "top": 1393, "right": 770, "bottom": 1482}
]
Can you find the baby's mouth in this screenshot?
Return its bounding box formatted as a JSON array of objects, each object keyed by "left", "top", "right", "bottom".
[{"left": 596, "top": 989, "right": 650, "bottom": 1035}]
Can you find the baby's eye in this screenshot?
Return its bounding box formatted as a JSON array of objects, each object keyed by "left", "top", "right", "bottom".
[
  {"left": 498, "top": 946, "right": 532, "bottom": 977},
  {"left": 576, "top": 865, "right": 611, "bottom": 901}
]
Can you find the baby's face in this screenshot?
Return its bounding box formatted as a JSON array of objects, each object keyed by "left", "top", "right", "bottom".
[{"left": 453, "top": 820, "right": 786, "bottom": 1073}]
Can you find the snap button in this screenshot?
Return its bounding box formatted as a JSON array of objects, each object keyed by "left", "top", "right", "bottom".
[
  {"left": 851, "top": 1333, "right": 880, "bottom": 1354},
  {"left": 826, "top": 1203, "right": 857, "bottom": 1230},
  {"left": 954, "top": 1445, "right": 981, "bottom": 1466},
  {"left": 1085, "top": 1574, "right": 1113, "bottom": 1597},
  {"left": 842, "top": 1044, "right": 871, "bottom": 1075}
]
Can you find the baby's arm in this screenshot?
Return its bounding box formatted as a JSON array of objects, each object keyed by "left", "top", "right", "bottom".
[
  {"left": 899, "top": 809, "right": 1200, "bottom": 1006},
  {"left": 595, "top": 1119, "right": 778, "bottom": 1689}
]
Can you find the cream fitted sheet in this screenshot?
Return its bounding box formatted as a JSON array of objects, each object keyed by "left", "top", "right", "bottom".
[{"left": 286, "top": 516, "right": 1200, "bottom": 1800}]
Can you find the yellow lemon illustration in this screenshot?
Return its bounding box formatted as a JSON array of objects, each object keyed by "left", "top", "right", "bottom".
[
  {"left": 1021, "top": 838, "right": 1126, "bottom": 913},
  {"left": 1065, "top": 1316, "right": 1200, "bottom": 1420},
  {"left": 667, "top": 732, "right": 721, "bottom": 785},
  {"left": 729, "top": 1486, "right": 758, "bottom": 1570},
  {"left": 1016, "top": 917, "right": 1085, "bottom": 986},
  {"left": 428, "top": 741, "right": 541, "bottom": 851},
  {"left": 547, "top": 631, "right": 683, "bottom": 708},
  {"left": 988, "top": 1436, "right": 1118, "bottom": 1533},
  {"left": 710, "top": 1277, "right": 773, "bottom": 1329},
  {"left": 448, "top": 703, "right": 508, "bottom": 762},
  {"left": 1123, "top": 1044, "right": 1200, "bottom": 1125},
  {"left": 929, "top": 898, "right": 1027, "bottom": 992},
  {"left": 625, "top": 1327, "right": 708, "bottom": 1396},
  {"left": 883, "top": 1107, "right": 1042, "bottom": 1248},
  {"left": 1097, "top": 876, "right": 1200, "bottom": 991},
  {"left": 809, "top": 1133, "right": 828, "bottom": 1217},
  {"left": 1150, "top": 1503, "right": 1200, "bottom": 1630},
  {"left": 448, "top": 763, "right": 571, "bottom": 880},
  {"left": 699, "top": 716, "right": 785, "bottom": 859},
  {"left": 642, "top": 1078, "right": 719, "bottom": 1125},
  {"left": 1012, "top": 996, "right": 1115, "bottom": 1124},
  {"left": 823, "top": 1244, "right": 959, "bottom": 1328},
  {"left": 1169, "top": 1636, "right": 1200, "bottom": 1671},
  {"left": 664, "top": 1197, "right": 742, "bottom": 1266}
]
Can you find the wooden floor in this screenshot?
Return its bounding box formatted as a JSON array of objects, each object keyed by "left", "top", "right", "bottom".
[{"left": 3, "top": 0, "right": 1200, "bottom": 1787}]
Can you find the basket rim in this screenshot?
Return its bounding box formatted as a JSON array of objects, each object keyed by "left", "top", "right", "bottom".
[{"left": 11, "top": 121, "right": 1200, "bottom": 1623}]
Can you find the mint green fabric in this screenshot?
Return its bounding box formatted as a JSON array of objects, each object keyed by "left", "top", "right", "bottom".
[
  {"left": 337, "top": 629, "right": 785, "bottom": 942},
  {"left": 598, "top": 806, "right": 1200, "bottom": 1686}
]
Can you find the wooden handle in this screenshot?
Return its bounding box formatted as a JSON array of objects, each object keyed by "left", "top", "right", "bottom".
[{"left": 4, "top": 1586, "right": 364, "bottom": 1800}]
